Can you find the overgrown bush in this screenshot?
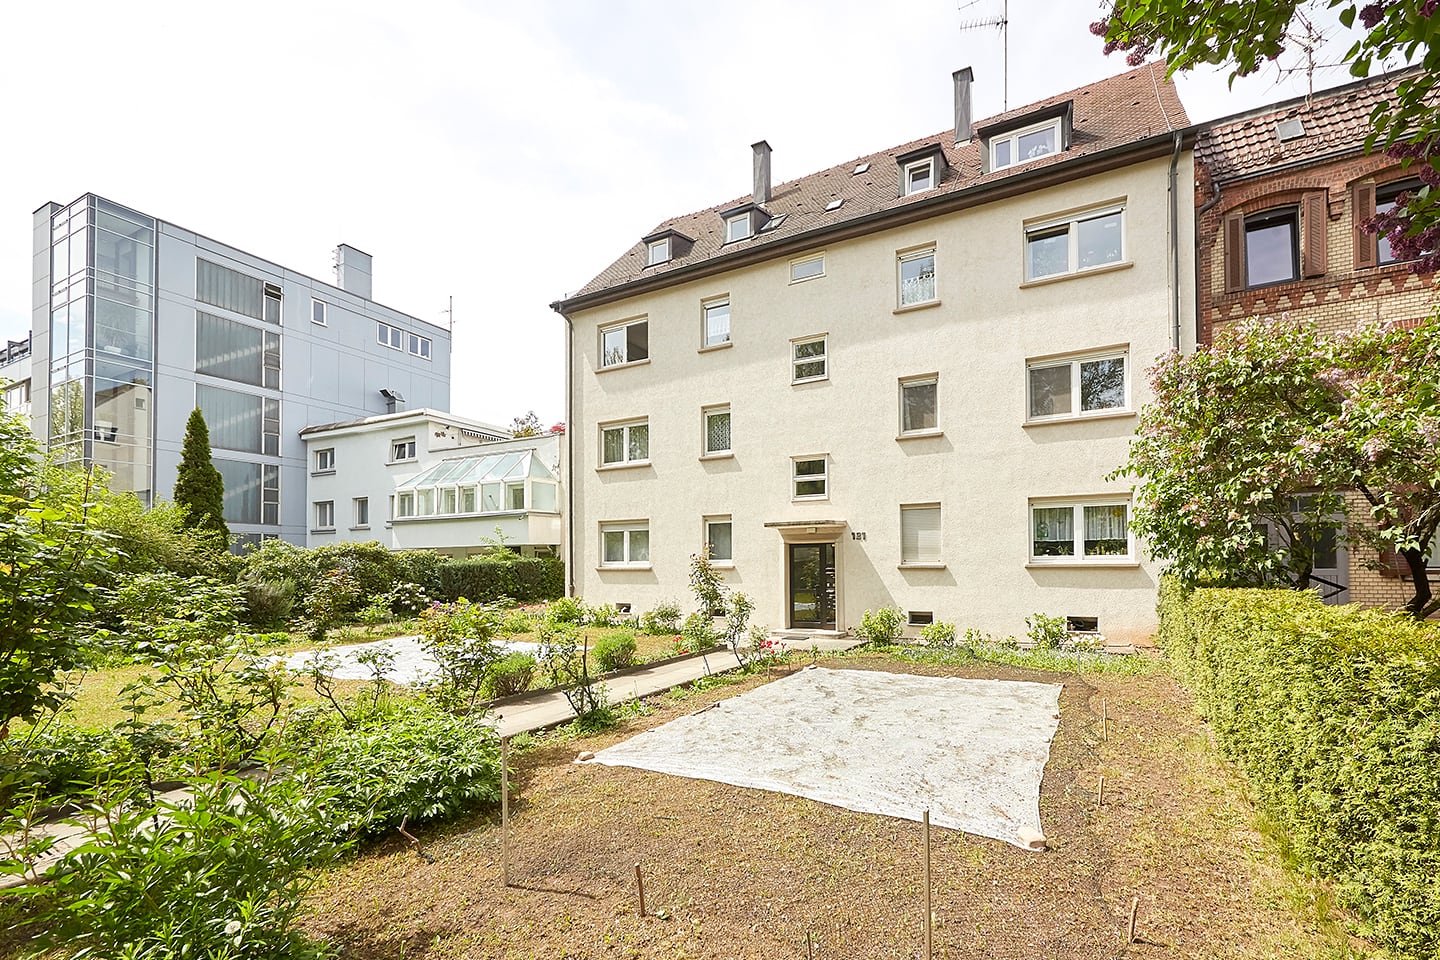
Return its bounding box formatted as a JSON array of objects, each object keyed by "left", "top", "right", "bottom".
[
  {"left": 484, "top": 652, "right": 538, "bottom": 698},
  {"left": 385, "top": 580, "right": 430, "bottom": 616},
  {"left": 920, "top": 620, "right": 957, "bottom": 647},
  {"left": 239, "top": 573, "right": 296, "bottom": 628},
  {"left": 0, "top": 724, "right": 139, "bottom": 807},
  {"left": 543, "top": 594, "right": 586, "bottom": 624},
  {"left": 436, "top": 557, "right": 564, "bottom": 604},
  {"left": 587, "top": 603, "right": 623, "bottom": 628},
  {"left": 639, "top": 600, "right": 682, "bottom": 634},
  {"left": 1024, "top": 612, "right": 1067, "bottom": 650},
  {"left": 394, "top": 549, "right": 445, "bottom": 595},
  {"left": 305, "top": 703, "right": 502, "bottom": 838},
  {"left": 592, "top": 630, "right": 638, "bottom": 672},
  {"left": 501, "top": 608, "right": 536, "bottom": 635},
  {"left": 417, "top": 599, "right": 501, "bottom": 713},
  {"left": 854, "top": 606, "right": 904, "bottom": 644},
  {"left": 1158, "top": 579, "right": 1440, "bottom": 956},
  {"left": 538, "top": 624, "right": 602, "bottom": 716}
]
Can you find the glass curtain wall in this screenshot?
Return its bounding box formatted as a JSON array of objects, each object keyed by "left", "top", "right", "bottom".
[{"left": 49, "top": 197, "right": 156, "bottom": 503}]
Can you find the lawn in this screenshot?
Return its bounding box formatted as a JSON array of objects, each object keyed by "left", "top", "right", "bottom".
[{"left": 299, "top": 652, "right": 1374, "bottom": 960}]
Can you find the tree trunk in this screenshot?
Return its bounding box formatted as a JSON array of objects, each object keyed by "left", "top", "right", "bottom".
[{"left": 1401, "top": 547, "right": 1433, "bottom": 619}]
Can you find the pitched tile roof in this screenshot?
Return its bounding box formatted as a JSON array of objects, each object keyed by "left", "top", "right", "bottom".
[
  {"left": 566, "top": 62, "right": 1187, "bottom": 303},
  {"left": 1196, "top": 68, "right": 1421, "bottom": 183}
]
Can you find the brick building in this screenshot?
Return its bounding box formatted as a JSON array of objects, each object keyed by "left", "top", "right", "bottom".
[{"left": 1193, "top": 69, "right": 1437, "bottom": 609}]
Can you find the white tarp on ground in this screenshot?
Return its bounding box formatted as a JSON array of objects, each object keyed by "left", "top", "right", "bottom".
[
  {"left": 280, "top": 636, "right": 541, "bottom": 685},
  {"left": 585, "top": 666, "right": 1062, "bottom": 850}
]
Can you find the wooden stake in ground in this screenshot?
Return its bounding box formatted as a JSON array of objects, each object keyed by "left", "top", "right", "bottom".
[
  {"left": 1102, "top": 698, "right": 1109, "bottom": 741},
  {"left": 501, "top": 733, "right": 510, "bottom": 887},
  {"left": 1097, "top": 775, "right": 1105, "bottom": 806},
  {"left": 923, "top": 809, "right": 933, "bottom": 960},
  {"left": 1127, "top": 896, "right": 1139, "bottom": 943},
  {"left": 806, "top": 931, "right": 814, "bottom": 960},
  {"left": 634, "top": 862, "right": 647, "bottom": 917}
]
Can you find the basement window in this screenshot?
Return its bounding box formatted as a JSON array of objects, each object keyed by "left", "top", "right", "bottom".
[
  {"left": 1066, "top": 616, "right": 1099, "bottom": 634},
  {"left": 908, "top": 610, "right": 934, "bottom": 626}
]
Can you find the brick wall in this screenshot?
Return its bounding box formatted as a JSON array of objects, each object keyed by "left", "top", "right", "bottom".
[{"left": 1194, "top": 141, "right": 1438, "bottom": 610}]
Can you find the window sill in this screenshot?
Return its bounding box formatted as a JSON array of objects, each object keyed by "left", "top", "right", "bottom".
[
  {"left": 598, "top": 460, "right": 651, "bottom": 472},
  {"left": 788, "top": 273, "right": 825, "bottom": 285},
  {"left": 792, "top": 495, "right": 830, "bottom": 503},
  {"left": 700, "top": 452, "right": 734, "bottom": 461},
  {"left": 893, "top": 299, "right": 941, "bottom": 315},
  {"left": 896, "top": 429, "right": 944, "bottom": 441},
  {"left": 387, "top": 459, "right": 417, "bottom": 466},
  {"left": 311, "top": 469, "right": 336, "bottom": 477},
  {"left": 898, "top": 562, "right": 947, "bottom": 570},
  {"left": 792, "top": 376, "right": 829, "bottom": 386},
  {"left": 1023, "top": 410, "right": 1135, "bottom": 427},
  {"left": 1020, "top": 260, "right": 1133, "bottom": 288},
  {"left": 350, "top": 525, "right": 370, "bottom": 531},
  {"left": 1026, "top": 560, "right": 1139, "bottom": 569},
  {"left": 597, "top": 564, "right": 653, "bottom": 572},
  {"left": 710, "top": 561, "right": 735, "bottom": 569},
  {"left": 310, "top": 527, "right": 336, "bottom": 535},
  {"left": 698, "top": 342, "right": 733, "bottom": 354},
  {"left": 597, "top": 358, "right": 651, "bottom": 374}
]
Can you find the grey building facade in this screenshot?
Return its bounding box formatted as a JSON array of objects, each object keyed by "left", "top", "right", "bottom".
[{"left": 30, "top": 194, "right": 451, "bottom": 546}]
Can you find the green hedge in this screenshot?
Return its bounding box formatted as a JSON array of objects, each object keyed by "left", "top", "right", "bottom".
[
  {"left": 1157, "top": 579, "right": 1440, "bottom": 956},
  {"left": 436, "top": 557, "right": 564, "bottom": 604}
]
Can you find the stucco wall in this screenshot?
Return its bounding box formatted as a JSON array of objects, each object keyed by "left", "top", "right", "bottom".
[{"left": 569, "top": 155, "right": 1195, "bottom": 643}]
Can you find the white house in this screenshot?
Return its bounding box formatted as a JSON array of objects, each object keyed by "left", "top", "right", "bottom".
[
  {"left": 552, "top": 64, "right": 1196, "bottom": 643},
  {"left": 300, "top": 408, "right": 564, "bottom": 558}
]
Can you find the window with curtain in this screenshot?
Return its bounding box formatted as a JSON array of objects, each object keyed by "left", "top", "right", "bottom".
[
  {"left": 704, "top": 407, "right": 731, "bottom": 455},
  {"left": 198, "top": 384, "right": 264, "bottom": 453},
  {"left": 196, "top": 259, "right": 265, "bottom": 320},
  {"left": 1032, "top": 506, "right": 1075, "bottom": 557},
  {"left": 196, "top": 312, "right": 281, "bottom": 388},
  {"left": 215, "top": 459, "right": 261, "bottom": 524},
  {"left": 705, "top": 516, "right": 733, "bottom": 561},
  {"left": 1030, "top": 501, "right": 1131, "bottom": 562},
  {"left": 1083, "top": 504, "right": 1129, "bottom": 557}
]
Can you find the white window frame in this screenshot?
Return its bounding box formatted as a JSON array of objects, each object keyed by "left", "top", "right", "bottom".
[
  {"left": 408, "top": 332, "right": 432, "bottom": 360},
  {"left": 377, "top": 321, "right": 403, "bottom": 350},
  {"left": 989, "top": 117, "right": 1062, "bottom": 171},
  {"left": 792, "top": 334, "right": 828, "bottom": 383},
  {"left": 1028, "top": 497, "right": 1135, "bottom": 565},
  {"left": 790, "top": 253, "right": 825, "bottom": 283},
  {"left": 313, "top": 447, "right": 335, "bottom": 473},
  {"left": 1024, "top": 204, "right": 1126, "bottom": 281},
  {"left": 599, "top": 317, "right": 649, "bottom": 369},
  {"left": 897, "top": 246, "right": 937, "bottom": 307},
  {"left": 353, "top": 497, "right": 369, "bottom": 528},
  {"left": 311, "top": 298, "right": 327, "bottom": 326},
  {"left": 600, "top": 418, "right": 650, "bottom": 467},
  {"left": 792, "top": 455, "right": 829, "bottom": 501},
  {"left": 725, "top": 213, "right": 752, "bottom": 243},
  {"left": 600, "top": 521, "right": 651, "bottom": 568},
  {"left": 900, "top": 503, "right": 942, "bottom": 567},
  {"left": 1026, "top": 348, "right": 1130, "bottom": 423},
  {"left": 702, "top": 296, "right": 731, "bottom": 348},
  {"left": 703, "top": 404, "right": 732, "bottom": 457},
  {"left": 647, "top": 237, "right": 670, "bottom": 265},
  {"left": 903, "top": 157, "right": 935, "bottom": 196},
  {"left": 391, "top": 437, "right": 417, "bottom": 462},
  {"left": 314, "top": 500, "right": 335, "bottom": 530},
  {"left": 899, "top": 374, "right": 940, "bottom": 436},
  {"left": 704, "top": 515, "right": 734, "bottom": 564},
  {"left": 396, "top": 491, "right": 415, "bottom": 518}
]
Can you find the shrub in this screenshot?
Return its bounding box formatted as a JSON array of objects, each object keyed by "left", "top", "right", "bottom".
[
  {"left": 1158, "top": 579, "right": 1440, "bottom": 956},
  {"left": 239, "top": 573, "right": 296, "bottom": 628},
  {"left": 920, "top": 620, "right": 957, "bottom": 647},
  {"left": 854, "top": 606, "right": 904, "bottom": 644},
  {"left": 302, "top": 568, "right": 360, "bottom": 643},
  {"left": 484, "top": 652, "right": 538, "bottom": 698},
  {"left": 385, "top": 580, "right": 430, "bottom": 616},
  {"left": 1, "top": 724, "right": 142, "bottom": 806},
  {"left": 639, "top": 600, "right": 682, "bottom": 635},
  {"left": 544, "top": 595, "right": 586, "bottom": 624},
  {"left": 1024, "top": 612, "right": 1067, "bottom": 650},
  {"left": 587, "top": 603, "right": 623, "bottom": 628},
  {"left": 394, "top": 549, "right": 445, "bottom": 594},
  {"left": 417, "top": 599, "right": 501, "bottom": 713},
  {"left": 680, "top": 610, "right": 717, "bottom": 651},
  {"left": 538, "top": 624, "right": 602, "bottom": 716},
  {"left": 357, "top": 599, "right": 392, "bottom": 626},
  {"left": 436, "top": 557, "right": 564, "bottom": 604},
  {"left": 306, "top": 703, "right": 502, "bottom": 838},
  {"left": 592, "top": 630, "right": 638, "bottom": 672},
  {"left": 501, "top": 608, "right": 536, "bottom": 635}
]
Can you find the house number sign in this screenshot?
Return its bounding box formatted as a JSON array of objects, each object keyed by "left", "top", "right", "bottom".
[{"left": 850, "top": 531, "right": 866, "bottom": 541}]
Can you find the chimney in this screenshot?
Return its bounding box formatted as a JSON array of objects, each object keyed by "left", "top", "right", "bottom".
[
  {"left": 752, "top": 140, "right": 772, "bottom": 204},
  {"left": 953, "top": 67, "right": 974, "bottom": 144},
  {"left": 334, "top": 243, "right": 373, "bottom": 299}
]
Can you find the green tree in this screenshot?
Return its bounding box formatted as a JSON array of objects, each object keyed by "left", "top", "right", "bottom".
[
  {"left": 509, "top": 410, "right": 543, "bottom": 437},
  {"left": 172, "top": 408, "right": 229, "bottom": 542},
  {"left": 1117, "top": 315, "right": 1440, "bottom": 618},
  {"left": 1094, "top": 0, "right": 1440, "bottom": 269},
  {"left": 0, "top": 410, "right": 119, "bottom": 736}
]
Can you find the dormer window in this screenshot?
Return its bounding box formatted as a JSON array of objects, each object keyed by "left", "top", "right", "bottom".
[
  {"left": 989, "top": 117, "right": 1062, "bottom": 171},
  {"left": 647, "top": 237, "right": 670, "bottom": 265},
  {"left": 726, "top": 214, "right": 752, "bottom": 243},
  {"left": 904, "top": 158, "right": 935, "bottom": 195},
  {"left": 894, "top": 143, "right": 948, "bottom": 199},
  {"left": 641, "top": 228, "right": 694, "bottom": 265}
]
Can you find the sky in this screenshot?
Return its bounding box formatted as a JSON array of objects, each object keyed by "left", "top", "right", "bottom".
[{"left": 0, "top": 0, "right": 1366, "bottom": 428}]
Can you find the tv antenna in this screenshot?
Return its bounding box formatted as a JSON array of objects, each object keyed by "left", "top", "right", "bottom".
[{"left": 957, "top": 0, "right": 1009, "bottom": 110}]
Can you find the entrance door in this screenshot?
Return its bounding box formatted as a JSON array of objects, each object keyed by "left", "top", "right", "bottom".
[{"left": 788, "top": 542, "right": 836, "bottom": 629}]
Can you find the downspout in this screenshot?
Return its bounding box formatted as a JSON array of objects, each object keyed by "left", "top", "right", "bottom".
[
  {"left": 1168, "top": 130, "right": 1183, "bottom": 352},
  {"left": 562, "top": 310, "right": 576, "bottom": 598}
]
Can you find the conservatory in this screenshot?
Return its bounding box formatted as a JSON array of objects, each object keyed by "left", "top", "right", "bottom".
[{"left": 390, "top": 450, "right": 562, "bottom": 556}]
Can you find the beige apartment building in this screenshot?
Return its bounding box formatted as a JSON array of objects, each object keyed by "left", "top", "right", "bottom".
[{"left": 553, "top": 63, "right": 1196, "bottom": 643}]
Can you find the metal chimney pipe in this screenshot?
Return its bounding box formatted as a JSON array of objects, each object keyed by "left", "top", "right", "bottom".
[
  {"left": 752, "top": 140, "right": 772, "bottom": 204},
  {"left": 953, "top": 67, "right": 975, "bottom": 144}
]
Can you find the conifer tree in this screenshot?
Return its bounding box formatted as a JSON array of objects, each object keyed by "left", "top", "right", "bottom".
[{"left": 173, "top": 408, "right": 230, "bottom": 541}]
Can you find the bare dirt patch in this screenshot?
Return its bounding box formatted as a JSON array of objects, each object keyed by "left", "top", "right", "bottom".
[{"left": 303, "top": 654, "right": 1369, "bottom": 960}]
